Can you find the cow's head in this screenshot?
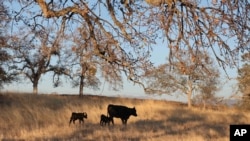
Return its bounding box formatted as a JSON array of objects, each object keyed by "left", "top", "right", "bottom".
[
  {"left": 131, "top": 107, "right": 137, "bottom": 116},
  {"left": 83, "top": 112, "right": 88, "bottom": 119}
]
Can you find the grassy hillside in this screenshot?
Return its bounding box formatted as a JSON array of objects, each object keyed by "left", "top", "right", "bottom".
[{"left": 0, "top": 93, "right": 249, "bottom": 141}]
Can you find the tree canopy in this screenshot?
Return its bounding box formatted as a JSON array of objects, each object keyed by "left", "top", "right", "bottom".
[
  {"left": 2, "top": 0, "right": 249, "bottom": 94},
  {"left": 145, "top": 0, "right": 250, "bottom": 71}
]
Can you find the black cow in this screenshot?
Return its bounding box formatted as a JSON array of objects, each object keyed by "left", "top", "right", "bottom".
[
  {"left": 107, "top": 104, "right": 137, "bottom": 125},
  {"left": 100, "top": 114, "right": 112, "bottom": 126},
  {"left": 69, "top": 112, "right": 87, "bottom": 125}
]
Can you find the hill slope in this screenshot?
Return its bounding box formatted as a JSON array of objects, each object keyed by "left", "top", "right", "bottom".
[{"left": 0, "top": 93, "right": 249, "bottom": 141}]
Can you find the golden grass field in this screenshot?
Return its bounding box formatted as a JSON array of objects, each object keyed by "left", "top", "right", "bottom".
[{"left": 0, "top": 93, "right": 249, "bottom": 141}]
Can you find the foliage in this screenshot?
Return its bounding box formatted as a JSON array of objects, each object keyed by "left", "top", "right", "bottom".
[
  {"left": 5, "top": 0, "right": 155, "bottom": 94},
  {"left": 146, "top": 0, "right": 250, "bottom": 71},
  {"left": 3, "top": 0, "right": 250, "bottom": 94},
  {"left": 35, "top": 0, "right": 154, "bottom": 89},
  {"left": 0, "top": 2, "right": 15, "bottom": 89},
  {"left": 31, "top": 0, "right": 249, "bottom": 89},
  {"left": 237, "top": 52, "right": 250, "bottom": 109},
  {"left": 0, "top": 50, "right": 14, "bottom": 88}
]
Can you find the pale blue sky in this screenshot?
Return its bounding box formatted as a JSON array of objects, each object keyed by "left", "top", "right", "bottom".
[
  {"left": 3, "top": 40, "right": 239, "bottom": 103},
  {"left": 3, "top": 41, "right": 172, "bottom": 97}
]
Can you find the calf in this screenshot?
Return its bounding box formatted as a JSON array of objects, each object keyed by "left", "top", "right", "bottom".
[
  {"left": 100, "top": 114, "right": 112, "bottom": 126},
  {"left": 107, "top": 104, "right": 137, "bottom": 125},
  {"left": 69, "top": 112, "right": 87, "bottom": 125}
]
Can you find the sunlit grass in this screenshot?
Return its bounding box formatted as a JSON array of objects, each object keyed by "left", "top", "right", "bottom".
[{"left": 0, "top": 92, "right": 249, "bottom": 140}]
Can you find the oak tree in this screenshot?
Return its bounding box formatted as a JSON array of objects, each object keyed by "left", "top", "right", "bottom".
[
  {"left": 64, "top": 26, "right": 101, "bottom": 96},
  {"left": 145, "top": 50, "right": 220, "bottom": 108},
  {"left": 7, "top": 0, "right": 250, "bottom": 95},
  {"left": 0, "top": 2, "right": 16, "bottom": 89},
  {"left": 9, "top": 24, "right": 68, "bottom": 94},
  {"left": 237, "top": 52, "right": 250, "bottom": 109},
  {"left": 31, "top": 0, "right": 153, "bottom": 93}
]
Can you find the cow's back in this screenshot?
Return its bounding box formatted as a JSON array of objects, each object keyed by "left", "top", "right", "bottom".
[{"left": 108, "top": 104, "right": 130, "bottom": 118}]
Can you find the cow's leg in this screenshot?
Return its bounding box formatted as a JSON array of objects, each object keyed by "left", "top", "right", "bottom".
[
  {"left": 121, "top": 118, "right": 125, "bottom": 124},
  {"left": 79, "top": 118, "right": 84, "bottom": 124},
  {"left": 100, "top": 120, "right": 102, "bottom": 125},
  {"left": 111, "top": 117, "right": 114, "bottom": 125},
  {"left": 69, "top": 118, "right": 73, "bottom": 125},
  {"left": 121, "top": 118, "right": 127, "bottom": 125},
  {"left": 124, "top": 119, "right": 128, "bottom": 125},
  {"left": 81, "top": 118, "right": 84, "bottom": 124}
]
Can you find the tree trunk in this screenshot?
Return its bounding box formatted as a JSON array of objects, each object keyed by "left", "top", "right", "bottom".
[
  {"left": 79, "top": 75, "right": 84, "bottom": 96},
  {"left": 203, "top": 100, "right": 206, "bottom": 110},
  {"left": 187, "top": 91, "right": 192, "bottom": 108},
  {"left": 33, "top": 81, "right": 38, "bottom": 95},
  {"left": 187, "top": 80, "right": 193, "bottom": 108}
]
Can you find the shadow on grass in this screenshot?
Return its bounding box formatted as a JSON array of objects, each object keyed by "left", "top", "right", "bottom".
[
  {"left": 164, "top": 108, "right": 228, "bottom": 139},
  {"left": 34, "top": 107, "right": 232, "bottom": 141}
]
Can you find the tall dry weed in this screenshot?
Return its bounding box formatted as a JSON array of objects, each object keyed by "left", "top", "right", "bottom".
[{"left": 0, "top": 93, "right": 249, "bottom": 141}]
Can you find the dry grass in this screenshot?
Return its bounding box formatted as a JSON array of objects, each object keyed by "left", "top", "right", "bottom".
[{"left": 0, "top": 92, "right": 249, "bottom": 141}]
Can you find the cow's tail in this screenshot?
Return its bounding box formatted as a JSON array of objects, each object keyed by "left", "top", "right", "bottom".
[{"left": 107, "top": 108, "right": 109, "bottom": 117}]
